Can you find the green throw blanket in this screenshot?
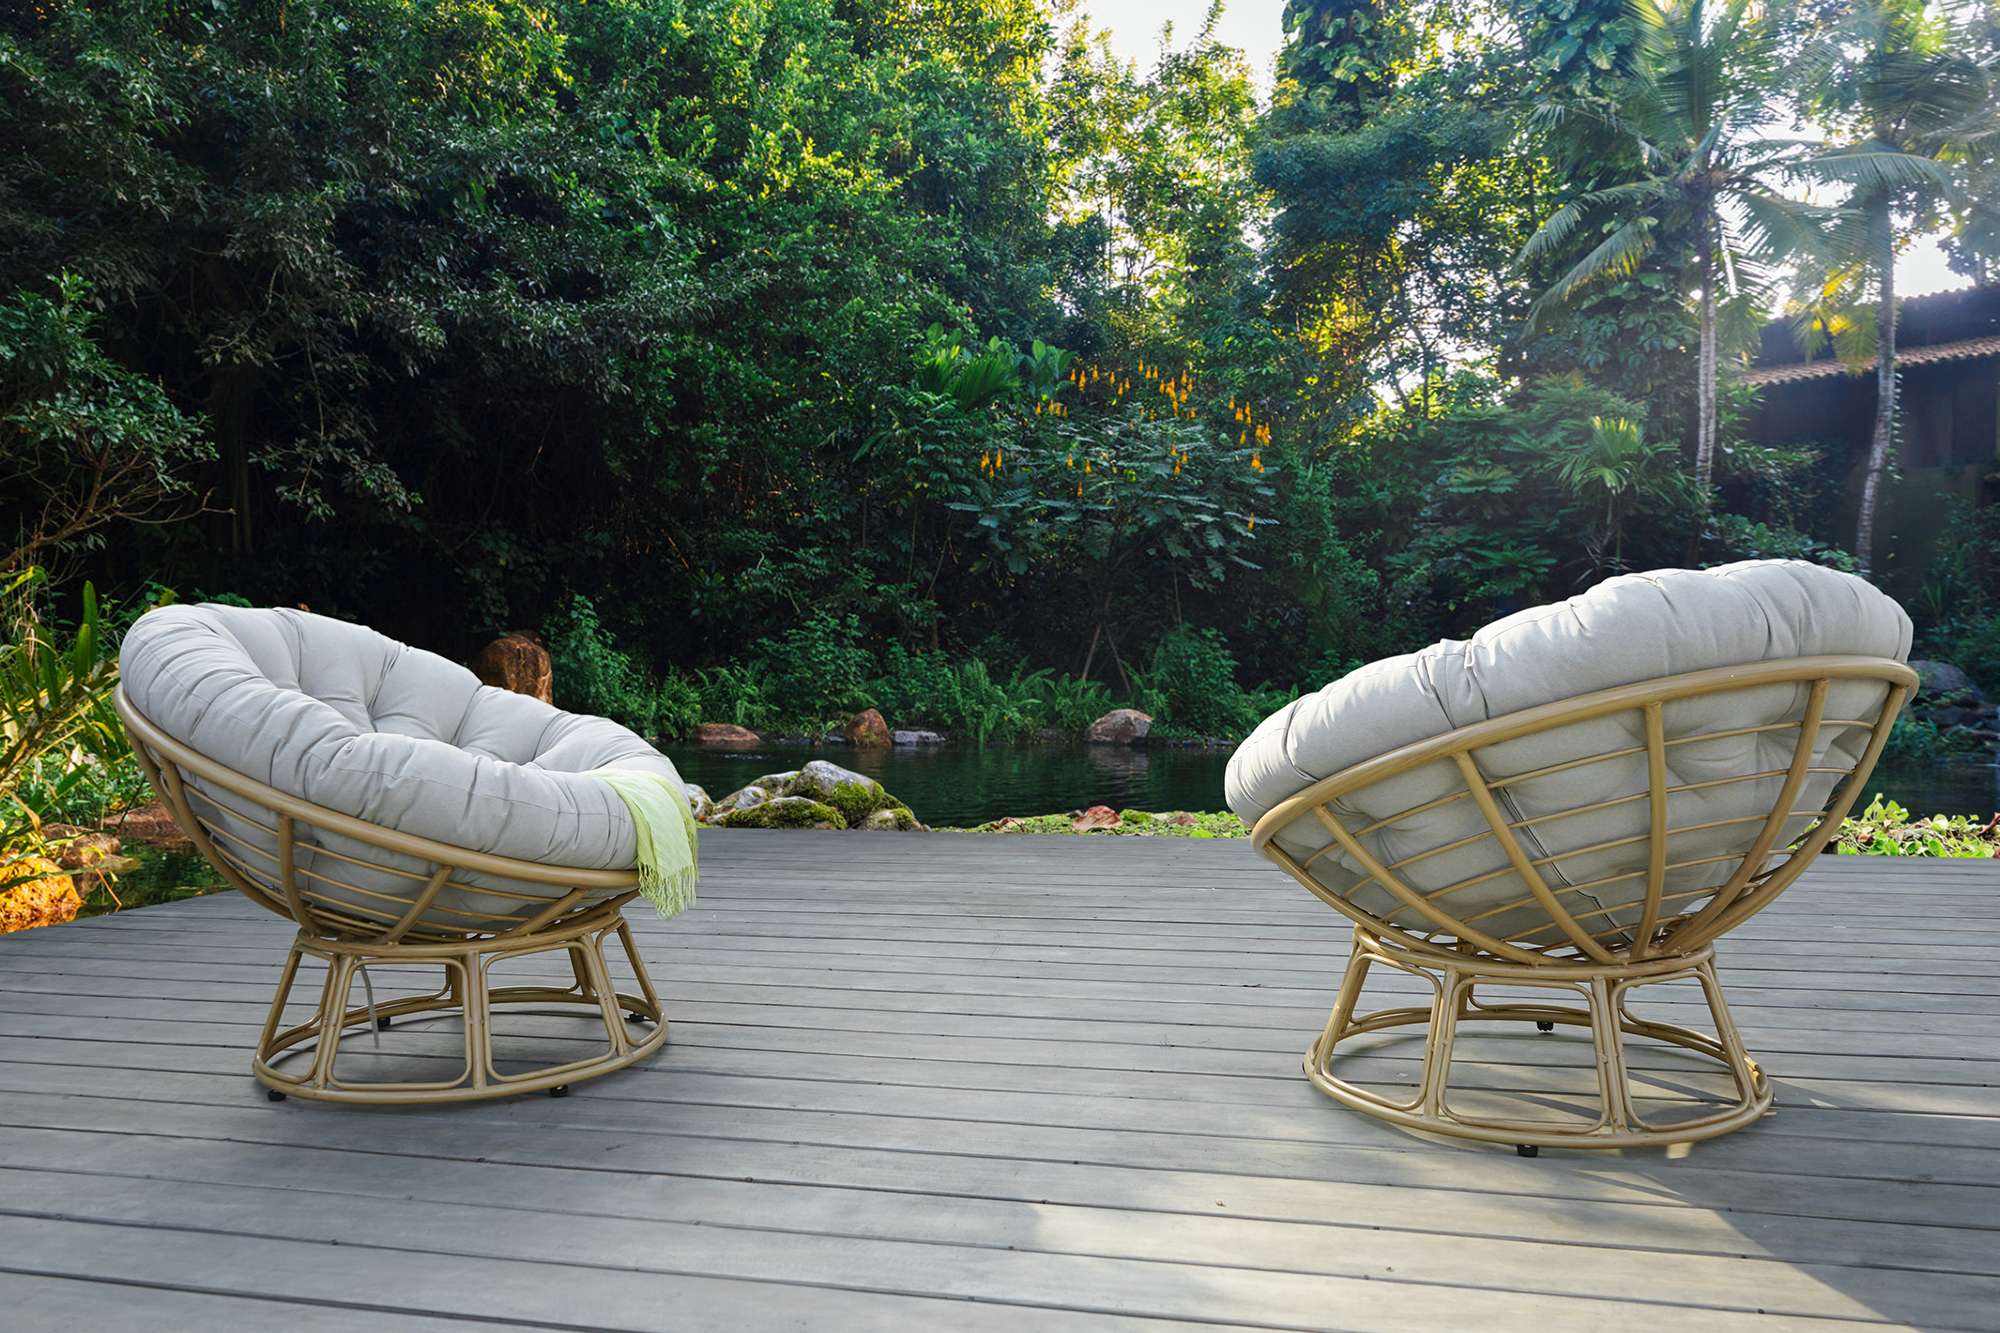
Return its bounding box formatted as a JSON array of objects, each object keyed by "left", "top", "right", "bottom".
[{"left": 590, "top": 767, "right": 700, "bottom": 918}]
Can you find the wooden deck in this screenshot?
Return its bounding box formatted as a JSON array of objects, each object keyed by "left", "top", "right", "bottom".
[{"left": 1, "top": 831, "right": 1997, "bottom": 1331}]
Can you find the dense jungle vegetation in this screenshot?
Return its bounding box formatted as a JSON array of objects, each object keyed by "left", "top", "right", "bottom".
[{"left": 4, "top": 0, "right": 1999, "bottom": 747}]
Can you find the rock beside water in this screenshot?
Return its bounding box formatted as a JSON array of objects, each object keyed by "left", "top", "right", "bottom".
[
  {"left": 1085, "top": 709, "right": 1152, "bottom": 745},
  {"left": 703, "top": 759, "right": 926, "bottom": 831},
  {"left": 717, "top": 795, "right": 848, "bottom": 829},
  {"left": 842, "top": 709, "right": 892, "bottom": 747},
  {"left": 693, "top": 723, "right": 763, "bottom": 747},
  {"left": 1907, "top": 659, "right": 1999, "bottom": 759}
]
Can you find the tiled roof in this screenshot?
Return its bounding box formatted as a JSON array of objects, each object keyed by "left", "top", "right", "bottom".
[{"left": 1745, "top": 334, "right": 2000, "bottom": 386}]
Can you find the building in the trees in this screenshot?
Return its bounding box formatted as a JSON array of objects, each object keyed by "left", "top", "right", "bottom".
[{"left": 1745, "top": 285, "right": 2000, "bottom": 582}]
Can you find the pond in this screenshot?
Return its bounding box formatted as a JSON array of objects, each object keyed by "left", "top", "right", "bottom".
[{"left": 662, "top": 743, "right": 2000, "bottom": 829}]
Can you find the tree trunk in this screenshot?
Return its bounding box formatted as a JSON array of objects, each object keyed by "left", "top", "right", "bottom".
[
  {"left": 1855, "top": 198, "right": 1897, "bottom": 578},
  {"left": 1694, "top": 214, "right": 1718, "bottom": 493}
]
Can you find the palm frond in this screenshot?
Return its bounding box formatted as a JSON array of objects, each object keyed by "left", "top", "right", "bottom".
[
  {"left": 1516, "top": 179, "right": 1672, "bottom": 266},
  {"left": 1733, "top": 187, "right": 1840, "bottom": 265},
  {"left": 1794, "top": 143, "right": 1953, "bottom": 195},
  {"left": 1531, "top": 215, "right": 1659, "bottom": 315}
]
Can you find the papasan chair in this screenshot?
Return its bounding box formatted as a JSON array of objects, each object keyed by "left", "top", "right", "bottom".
[
  {"left": 116, "top": 603, "right": 689, "bottom": 1105},
  {"left": 1228, "top": 561, "right": 1914, "bottom": 1153}
]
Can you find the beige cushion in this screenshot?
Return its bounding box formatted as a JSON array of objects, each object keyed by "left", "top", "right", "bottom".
[
  {"left": 121, "top": 604, "right": 684, "bottom": 927},
  {"left": 1226, "top": 562, "right": 1911, "bottom": 946}
]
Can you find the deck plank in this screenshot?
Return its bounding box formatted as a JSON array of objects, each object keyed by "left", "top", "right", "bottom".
[{"left": 1, "top": 830, "right": 1996, "bottom": 1330}]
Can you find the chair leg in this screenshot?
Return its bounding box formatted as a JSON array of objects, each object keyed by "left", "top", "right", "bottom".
[
  {"left": 568, "top": 944, "right": 597, "bottom": 1002},
  {"left": 461, "top": 951, "right": 489, "bottom": 1092},
  {"left": 306, "top": 955, "right": 355, "bottom": 1090},
  {"left": 1419, "top": 968, "right": 1467, "bottom": 1119},
  {"left": 578, "top": 935, "right": 630, "bottom": 1056},
  {"left": 256, "top": 942, "right": 306, "bottom": 1066},
  {"left": 1586, "top": 976, "right": 1637, "bottom": 1136},
  {"left": 1695, "top": 955, "right": 1767, "bottom": 1106},
  {"left": 616, "top": 920, "right": 664, "bottom": 1024},
  {"left": 1311, "top": 931, "right": 1373, "bottom": 1076}
]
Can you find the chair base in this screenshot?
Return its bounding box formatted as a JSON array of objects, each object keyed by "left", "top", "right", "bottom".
[
  {"left": 1307, "top": 927, "right": 1772, "bottom": 1151},
  {"left": 254, "top": 906, "right": 667, "bottom": 1105}
]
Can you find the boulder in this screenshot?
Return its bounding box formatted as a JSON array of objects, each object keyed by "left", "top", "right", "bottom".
[
  {"left": 893, "top": 729, "right": 946, "bottom": 746},
  {"left": 716, "top": 796, "right": 847, "bottom": 830},
  {"left": 1085, "top": 708, "right": 1152, "bottom": 745},
  {"left": 471, "top": 632, "right": 553, "bottom": 703},
  {"left": 842, "top": 708, "right": 892, "bottom": 747},
  {"left": 693, "top": 722, "right": 763, "bottom": 747},
  {"left": 858, "top": 806, "right": 926, "bottom": 831},
  {"left": 104, "top": 800, "right": 192, "bottom": 854},
  {"left": 702, "top": 759, "right": 925, "bottom": 830},
  {"left": 787, "top": 760, "right": 900, "bottom": 825},
  {"left": 710, "top": 785, "right": 773, "bottom": 818},
  {"left": 1072, "top": 804, "right": 1120, "bottom": 832},
  {"left": 1912, "top": 660, "right": 1979, "bottom": 696},
  {"left": 682, "top": 783, "right": 713, "bottom": 822},
  {"left": 42, "top": 825, "right": 121, "bottom": 870}
]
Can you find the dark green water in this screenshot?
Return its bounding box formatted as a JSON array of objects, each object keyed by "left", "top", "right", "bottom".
[{"left": 663, "top": 743, "right": 2000, "bottom": 828}]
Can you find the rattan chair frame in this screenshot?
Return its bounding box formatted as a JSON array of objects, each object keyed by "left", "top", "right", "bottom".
[
  {"left": 1249, "top": 655, "right": 1915, "bottom": 1152},
  {"left": 116, "top": 686, "right": 669, "bottom": 1104}
]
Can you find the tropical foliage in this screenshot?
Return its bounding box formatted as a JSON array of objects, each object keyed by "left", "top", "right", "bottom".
[{"left": 0, "top": 0, "right": 1993, "bottom": 762}]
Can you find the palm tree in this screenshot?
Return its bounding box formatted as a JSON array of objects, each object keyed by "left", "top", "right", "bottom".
[
  {"left": 1798, "top": 0, "right": 1992, "bottom": 575},
  {"left": 1518, "top": 0, "right": 1940, "bottom": 495}
]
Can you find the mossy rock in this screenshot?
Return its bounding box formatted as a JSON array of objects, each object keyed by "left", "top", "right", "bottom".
[
  {"left": 857, "top": 804, "right": 924, "bottom": 831},
  {"left": 717, "top": 796, "right": 848, "bottom": 830},
  {"left": 1117, "top": 809, "right": 1154, "bottom": 826},
  {"left": 786, "top": 760, "right": 905, "bottom": 823},
  {"left": 824, "top": 779, "right": 895, "bottom": 824}
]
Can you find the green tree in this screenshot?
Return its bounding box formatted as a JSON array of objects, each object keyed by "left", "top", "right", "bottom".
[
  {"left": 1797, "top": 0, "right": 1992, "bottom": 573},
  {"left": 1517, "top": 0, "right": 1930, "bottom": 492},
  {"left": 0, "top": 274, "right": 213, "bottom": 579},
  {"left": 1260, "top": 0, "right": 1545, "bottom": 430}
]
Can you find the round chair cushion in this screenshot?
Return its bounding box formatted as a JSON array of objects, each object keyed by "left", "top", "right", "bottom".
[
  {"left": 1226, "top": 561, "right": 1911, "bottom": 946},
  {"left": 121, "top": 604, "right": 683, "bottom": 926}
]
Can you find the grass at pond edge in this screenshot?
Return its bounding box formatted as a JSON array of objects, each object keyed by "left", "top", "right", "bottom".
[{"left": 943, "top": 810, "right": 1249, "bottom": 837}]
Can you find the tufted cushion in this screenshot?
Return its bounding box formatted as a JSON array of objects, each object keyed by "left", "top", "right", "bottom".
[
  {"left": 121, "top": 604, "right": 685, "bottom": 925},
  {"left": 1226, "top": 562, "right": 1911, "bottom": 946}
]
